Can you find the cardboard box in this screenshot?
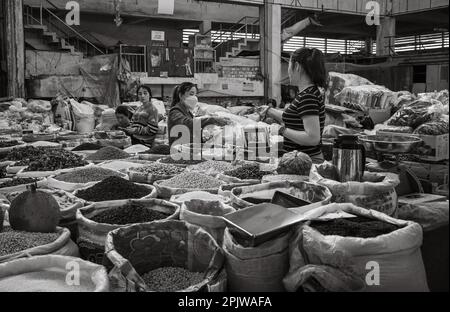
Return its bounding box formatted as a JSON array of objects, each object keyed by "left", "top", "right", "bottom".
[{"left": 414, "top": 133, "right": 449, "bottom": 162}]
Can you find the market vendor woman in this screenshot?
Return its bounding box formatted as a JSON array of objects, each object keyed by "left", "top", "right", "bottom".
[
  {"left": 118, "top": 86, "right": 162, "bottom": 147},
  {"left": 168, "top": 82, "right": 229, "bottom": 148},
  {"left": 259, "top": 47, "right": 327, "bottom": 164}
]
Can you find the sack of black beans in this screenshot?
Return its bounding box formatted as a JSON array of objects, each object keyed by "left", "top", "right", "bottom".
[
  {"left": 0, "top": 255, "right": 110, "bottom": 292},
  {"left": 47, "top": 165, "right": 127, "bottom": 192},
  {"left": 0, "top": 227, "right": 79, "bottom": 264},
  {"left": 310, "top": 163, "right": 400, "bottom": 217},
  {"left": 180, "top": 200, "right": 235, "bottom": 245},
  {"left": 283, "top": 203, "right": 429, "bottom": 292},
  {"left": 223, "top": 228, "right": 291, "bottom": 292},
  {"left": 105, "top": 220, "right": 225, "bottom": 292},
  {"left": 230, "top": 181, "right": 332, "bottom": 210},
  {"left": 76, "top": 199, "right": 179, "bottom": 265}
]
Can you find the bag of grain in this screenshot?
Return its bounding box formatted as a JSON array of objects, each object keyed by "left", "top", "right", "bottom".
[
  {"left": 76, "top": 199, "right": 179, "bottom": 265},
  {"left": 223, "top": 228, "right": 291, "bottom": 292},
  {"left": 283, "top": 203, "right": 429, "bottom": 292},
  {"left": 310, "top": 162, "right": 400, "bottom": 217},
  {"left": 105, "top": 220, "right": 225, "bottom": 292},
  {"left": 127, "top": 162, "right": 185, "bottom": 185},
  {"left": 0, "top": 227, "right": 79, "bottom": 264},
  {"left": 70, "top": 99, "right": 95, "bottom": 134},
  {"left": 0, "top": 255, "right": 109, "bottom": 292},
  {"left": 181, "top": 200, "right": 235, "bottom": 245}
]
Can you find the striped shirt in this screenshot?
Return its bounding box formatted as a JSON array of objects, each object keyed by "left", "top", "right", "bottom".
[
  {"left": 282, "top": 85, "right": 326, "bottom": 156},
  {"left": 130, "top": 104, "right": 160, "bottom": 147}
]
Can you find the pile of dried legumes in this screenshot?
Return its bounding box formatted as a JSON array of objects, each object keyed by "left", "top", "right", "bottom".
[
  {"left": 159, "top": 172, "right": 224, "bottom": 189},
  {"left": 54, "top": 167, "right": 122, "bottom": 184}
]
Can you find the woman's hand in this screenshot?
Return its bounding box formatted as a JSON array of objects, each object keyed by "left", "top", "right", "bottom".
[{"left": 256, "top": 105, "right": 270, "bottom": 121}]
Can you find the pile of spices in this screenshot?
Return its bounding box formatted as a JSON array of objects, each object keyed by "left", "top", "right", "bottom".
[
  {"left": 76, "top": 176, "right": 152, "bottom": 202},
  {"left": 224, "top": 163, "right": 270, "bottom": 180},
  {"left": 54, "top": 167, "right": 122, "bottom": 184},
  {"left": 0, "top": 227, "right": 60, "bottom": 257},
  {"left": 188, "top": 160, "right": 236, "bottom": 173},
  {"left": 0, "top": 178, "right": 37, "bottom": 189},
  {"left": 141, "top": 267, "right": 204, "bottom": 292},
  {"left": 0, "top": 140, "right": 20, "bottom": 148},
  {"left": 89, "top": 204, "right": 170, "bottom": 225},
  {"left": 86, "top": 146, "right": 130, "bottom": 161},
  {"left": 159, "top": 157, "right": 204, "bottom": 166},
  {"left": 131, "top": 163, "right": 185, "bottom": 176},
  {"left": 5, "top": 146, "right": 51, "bottom": 162},
  {"left": 72, "top": 143, "right": 103, "bottom": 151},
  {"left": 309, "top": 216, "right": 401, "bottom": 238},
  {"left": 160, "top": 172, "right": 223, "bottom": 189},
  {"left": 11, "top": 147, "right": 87, "bottom": 171},
  {"left": 149, "top": 145, "right": 171, "bottom": 155}
]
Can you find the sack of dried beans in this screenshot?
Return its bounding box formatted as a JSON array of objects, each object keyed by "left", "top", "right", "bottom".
[
  {"left": 76, "top": 199, "right": 179, "bottom": 265},
  {"left": 105, "top": 220, "right": 225, "bottom": 292},
  {"left": 283, "top": 203, "right": 429, "bottom": 292}
]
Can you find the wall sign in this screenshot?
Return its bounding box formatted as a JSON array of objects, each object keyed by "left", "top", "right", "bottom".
[{"left": 151, "top": 31, "right": 165, "bottom": 41}]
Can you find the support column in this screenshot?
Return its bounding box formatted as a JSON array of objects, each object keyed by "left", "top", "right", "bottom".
[
  {"left": 376, "top": 16, "right": 396, "bottom": 56},
  {"left": 262, "top": 0, "right": 281, "bottom": 105},
  {"left": 5, "top": 0, "right": 25, "bottom": 98},
  {"left": 200, "top": 20, "right": 212, "bottom": 34}
]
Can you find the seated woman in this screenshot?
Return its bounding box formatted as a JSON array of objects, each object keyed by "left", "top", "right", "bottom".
[
  {"left": 168, "top": 82, "right": 229, "bottom": 149},
  {"left": 112, "top": 105, "right": 132, "bottom": 130},
  {"left": 118, "top": 86, "right": 162, "bottom": 147}
]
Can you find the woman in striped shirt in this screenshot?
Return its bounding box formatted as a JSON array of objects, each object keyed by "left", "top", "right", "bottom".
[
  {"left": 119, "top": 86, "right": 162, "bottom": 147},
  {"left": 260, "top": 47, "right": 327, "bottom": 164}
]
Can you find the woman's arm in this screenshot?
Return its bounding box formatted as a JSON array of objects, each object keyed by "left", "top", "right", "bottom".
[
  {"left": 282, "top": 115, "right": 321, "bottom": 146},
  {"left": 127, "top": 121, "right": 159, "bottom": 136},
  {"left": 266, "top": 108, "right": 284, "bottom": 124}
]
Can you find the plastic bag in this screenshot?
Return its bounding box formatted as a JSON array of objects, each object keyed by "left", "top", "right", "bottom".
[
  {"left": 386, "top": 99, "right": 445, "bottom": 129},
  {"left": 334, "top": 85, "right": 395, "bottom": 112},
  {"left": 413, "top": 115, "right": 449, "bottom": 135},
  {"left": 27, "top": 100, "right": 52, "bottom": 113}
]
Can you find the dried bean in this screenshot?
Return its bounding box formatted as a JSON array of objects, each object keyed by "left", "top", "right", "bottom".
[
  {"left": 86, "top": 146, "right": 130, "bottom": 161},
  {"left": 55, "top": 167, "right": 122, "bottom": 183},
  {"left": 131, "top": 163, "right": 185, "bottom": 176},
  {"left": 0, "top": 227, "right": 60, "bottom": 257},
  {"left": 141, "top": 267, "right": 204, "bottom": 292},
  {"left": 72, "top": 143, "right": 103, "bottom": 151},
  {"left": 160, "top": 157, "right": 204, "bottom": 166},
  {"left": 89, "top": 204, "right": 170, "bottom": 225},
  {"left": 188, "top": 160, "right": 236, "bottom": 173},
  {"left": 224, "top": 163, "right": 269, "bottom": 180},
  {"left": 160, "top": 172, "right": 223, "bottom": 189}
]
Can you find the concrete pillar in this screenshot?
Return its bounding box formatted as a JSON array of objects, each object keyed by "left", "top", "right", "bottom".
[
  {"left": 262, "top": 1, "right": 281, "bottom": 105},
  {"left": 5, "top": 0, "right": 25, "bottom": 98},
  {"left": 200, "top": 20, "right": 212, "bottom": 34},
  {"left": 376, "top": 17, "right": 396, "bottom": 56}
]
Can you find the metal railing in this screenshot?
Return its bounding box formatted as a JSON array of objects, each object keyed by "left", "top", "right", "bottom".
[
  {"left": 23, "top": 0, "right": 106, "bottom": 57},
  {"left": 120, "top": 45, "right": 147, "bottom": 73}
]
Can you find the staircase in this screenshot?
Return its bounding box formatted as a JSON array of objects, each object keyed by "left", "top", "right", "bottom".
[
  {"left": 23, "top": 1, "right": 105, "bottom": 57},
  {"left": 207, "top": 16, "right": 260, "bottom": 62}
]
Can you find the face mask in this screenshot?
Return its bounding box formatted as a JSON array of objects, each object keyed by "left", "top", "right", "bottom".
[{"left": 184, "top": 96, "right": 198, "bottom": 112}]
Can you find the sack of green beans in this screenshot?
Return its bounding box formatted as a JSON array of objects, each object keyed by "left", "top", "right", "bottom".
[
  {"left": 310, "top": 162, "right": 400, "bottom": 217},
  {"left": 0, "top": 227, "right": 79, "bottom": 264},
  {"left": 105, "top": 220, "right": 225, "bottom": 292},
  {"left": 0, "top": 255, "right": 110, "bottom": 292},
  {"left": 180, "top": 200, "right": 235, "bottom": 245},
  {"left": 76, "top": 199, "right": 179, "bottom": 265}
]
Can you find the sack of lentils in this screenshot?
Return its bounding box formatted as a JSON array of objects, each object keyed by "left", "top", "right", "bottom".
[
  {"left": 86, "top": 146, "right": 131, "bottom": 164},
  {"left": 105, "top": 220, "right": 225, "bottom": 292},
  {"left": 76, "top": 199, "right": 179, "bottom": 265},
  {"left": 283, "top": 203, "right": 429, "bottom": 292},
  {"left": 218, "top": 162, "right": 273, "bottom": 184},
  {"left": 310, "top": 162, "right": 400, "bottom": 217},
  {"left": 127, "top": 162, "right": 185, "bottom": 185},
  {"left": 0, "top": 227, "right": 79, "bottom": 264},
  {"left": 0, "top": 255, "right": 110, "bottom": 292},
  {"left": 47, "top": 165, "right": 127, "bottom": 192},
  {"left": 154, "top": 172, "right": 226, "bottom": 199},
  {"left": 74, "top": 176, "right": 157, "bottom": 204}
]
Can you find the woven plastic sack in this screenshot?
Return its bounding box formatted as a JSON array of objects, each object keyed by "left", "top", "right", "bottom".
[
  {"left": 283, "top": 203, "right": 429, "bottom": 292},
  {"left": 0, "top": 227, "right": 79, "bottom": 264},
  {"left": 76, "top": 199, "right": 179, "bottom": 265},
  {"left": 105, "top": 220, "right": 225, "bottom": 292},
  {"left": 0, "top": 255, "right": 109, "bottom": 292},
  {"left": 180, "top": 200, "right": 235, "bottom": 245},
  {"left": 230, "top": 180, "right": 332, "bottom": 210},
  {"left": 310, "top": 163, "right": 400, "bottom": 217},
  {"left": 397, "top": 201, "right": 449, "bottom": 232},
  {"left": 223, "top": 228, "right": 291, "bottom": 292}
]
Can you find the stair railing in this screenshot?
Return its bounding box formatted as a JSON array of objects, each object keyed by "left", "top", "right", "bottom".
[{"left": 24, "top": 0, "right": 106, "bottom": 56}]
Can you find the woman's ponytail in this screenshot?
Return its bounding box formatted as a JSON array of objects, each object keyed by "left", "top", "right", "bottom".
[{"left": 291, "top": 47, "right": 328, "bottom": 90}]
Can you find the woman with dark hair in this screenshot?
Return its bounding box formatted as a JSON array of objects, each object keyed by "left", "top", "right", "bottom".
[
  {"left": 118, "top": 85, "right": 162, "bottom": 147},
  {"left": 113, "top": 105, "right": 132, "bottom": 129},
  {"left": 168, "top": 82, "right": 230, "bottom": 148},
  {"left": 259, "top": 47, "right": 327, "bottom": 164}
]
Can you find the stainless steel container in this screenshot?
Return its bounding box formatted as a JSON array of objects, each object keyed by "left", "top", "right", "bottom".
[{"left": 332, "top": 135, "right": 366, "bottom": 182}]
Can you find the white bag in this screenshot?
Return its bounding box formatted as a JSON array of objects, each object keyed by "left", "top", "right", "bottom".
[
  {"left": 284, "top": 203, "right": 429, "bottom": 292},
  {"left": 70, "top": 100, "right": 95, "bottom": 134}
]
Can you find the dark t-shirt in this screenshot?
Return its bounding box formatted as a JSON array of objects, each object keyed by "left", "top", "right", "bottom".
[{"left": 282, "top": 85, "right": 326, "bottom": 156}]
